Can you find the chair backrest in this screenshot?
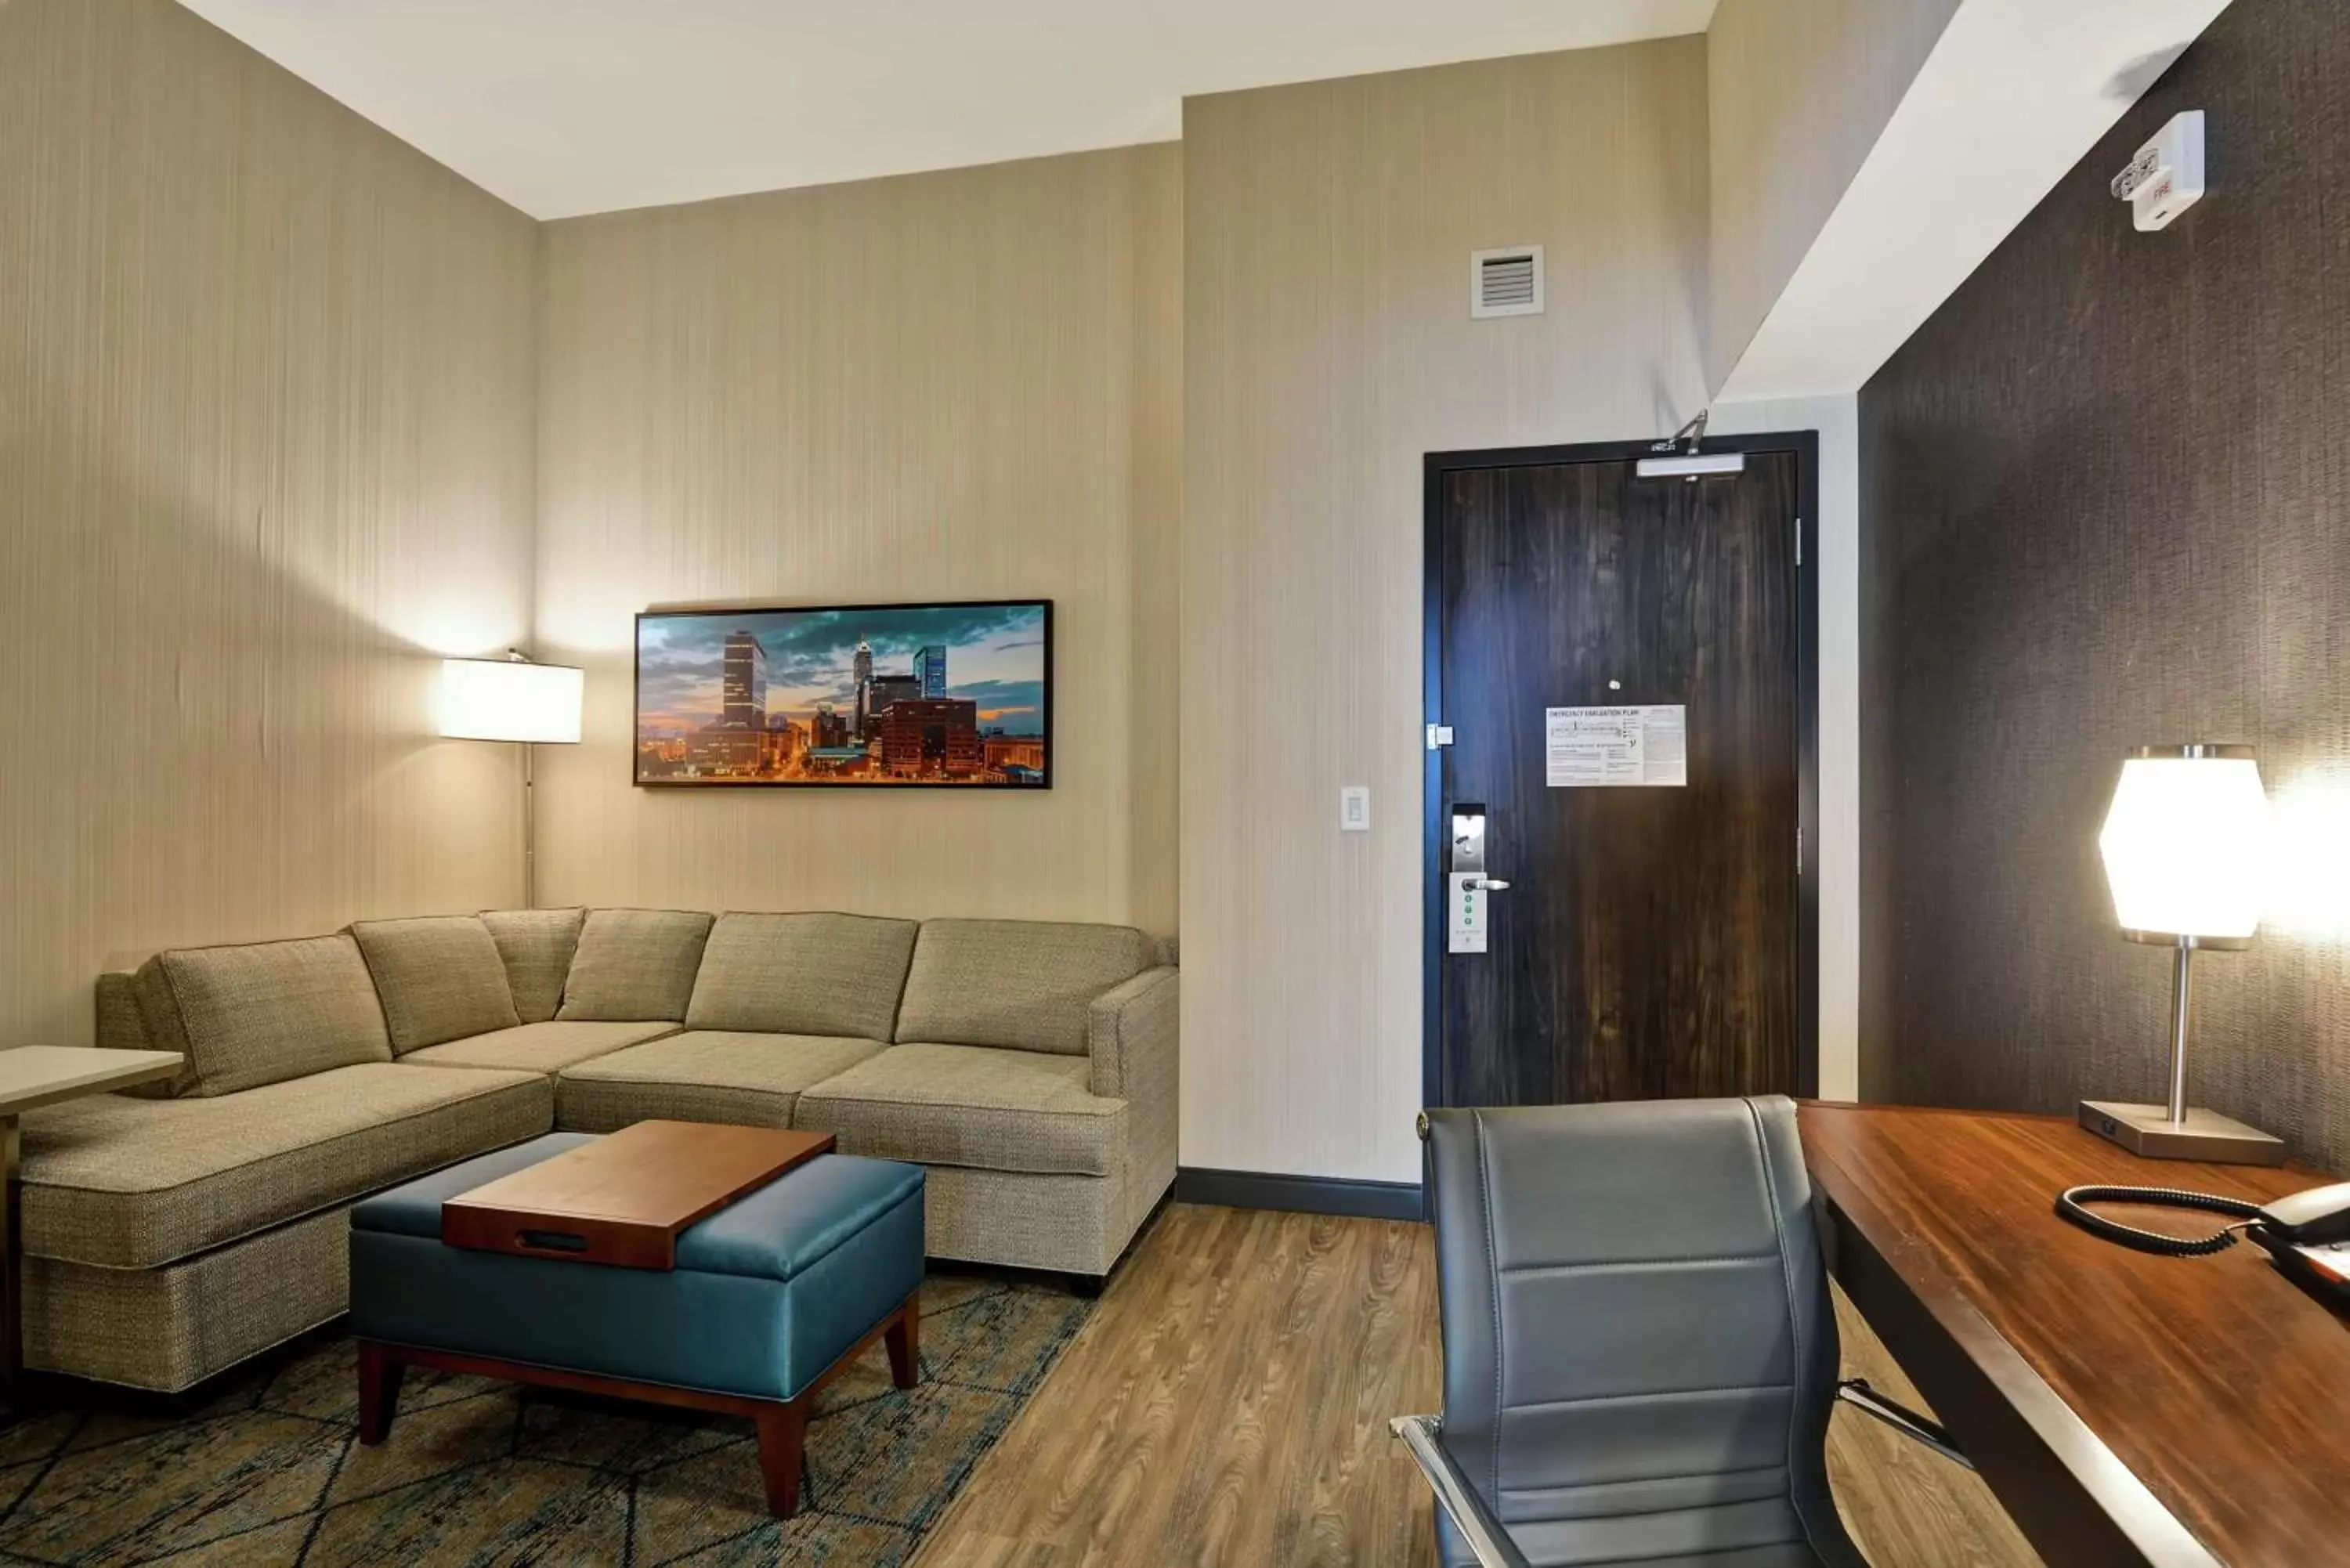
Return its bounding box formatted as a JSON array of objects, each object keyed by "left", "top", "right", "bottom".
[{"left": 1422, "top": 1097, "right": 1860, "bottom": 1567}]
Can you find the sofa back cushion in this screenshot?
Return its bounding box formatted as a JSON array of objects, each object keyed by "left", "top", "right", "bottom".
[
  {"left": 686, "top": 912, "right": 918, "bottom": 1041},
  {"left": 132, "top": 934, "right": 393, "bottom": 1097},
  {"left": 895, "top": 919, "right": 1151, "bottom": 1054},
  {"left": 556, "top": 909, "right": 714, "bottom": 1022},
  {"left": 479, "top": 907, "right": 586, "bottom": 1024},
  {"left": 98, "top": 962, "right": 183, "bottom": 1099},
  {"left": 349, "top": 916, "right": 522, "bottom": 1053}
]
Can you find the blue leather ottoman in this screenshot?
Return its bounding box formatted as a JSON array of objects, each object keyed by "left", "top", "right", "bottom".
[{"left": 349, "top": 1132, "right": 925, "bottom": 1516}]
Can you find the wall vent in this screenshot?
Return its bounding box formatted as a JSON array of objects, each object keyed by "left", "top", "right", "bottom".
[{"left": 1470, "top": 245, "right": 1543, "bottom": 318}]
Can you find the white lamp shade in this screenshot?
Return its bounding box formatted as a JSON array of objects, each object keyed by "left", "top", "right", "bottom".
[
  {"left": 439, "top": 659, "right": 583, "bottom": 744},
  {"left": 2098, "top": 753, "right": 2270, "bottom": 940}
]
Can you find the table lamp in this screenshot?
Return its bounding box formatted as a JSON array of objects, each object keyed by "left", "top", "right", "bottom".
[
  {"left": 2079, "top": 743, "right": 2285, "bottom": 1165},
  {"left": 439, "top": 652, "right": 584, "bottom": 908}
]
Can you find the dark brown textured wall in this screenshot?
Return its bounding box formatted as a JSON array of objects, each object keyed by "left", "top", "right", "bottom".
[{"left": 1859, "top": 0, "right": 2350, "bottom": 1165}]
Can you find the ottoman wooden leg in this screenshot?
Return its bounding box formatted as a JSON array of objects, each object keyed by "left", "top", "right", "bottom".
[
  {"left": 885, "top": 1300, "right": 920, "bottom": 1389},
  {"left": 755, "top": 1401, "right": 811, "bottom": 1518},
  {"left": 356, "top": 1341, "right": 403, "bottom": 1444}
]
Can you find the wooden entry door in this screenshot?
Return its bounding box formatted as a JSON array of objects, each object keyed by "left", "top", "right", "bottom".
[{"left": 1426, "top": 442, "right": 1813, "bottom": 1109}]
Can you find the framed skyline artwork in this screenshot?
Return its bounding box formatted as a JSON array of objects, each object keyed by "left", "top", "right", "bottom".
[{"left": 633, "top": 600, "right": 1052, "bottom": 788}]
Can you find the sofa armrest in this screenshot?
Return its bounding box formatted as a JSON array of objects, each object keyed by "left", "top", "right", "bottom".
[
  {"left": 1086, "top": 966, "right": 1177, "bottom": 1102},
  {"left": 1090, "top": 966, "right": 1179, "bottom": 1236}
]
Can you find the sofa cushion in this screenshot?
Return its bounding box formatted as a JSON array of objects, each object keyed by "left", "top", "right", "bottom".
[
  {"left": 401, "top": 1021, "right": 681, "bottom": 1075},
  {"left": 894, "top": 920, "right": 1152, "bottom": 1055},
  {"left": 794, "top": 1043, "right": 1127, "bottom": 1176},
  {"left": 480, "top": 907, "right": 586, "bottom": 1024},
  {"left": 556, "top": 909, "right": 714, "bottom": 1023},
  {"left": 18, "top": 1063, "right": 551, "bottom": 1270},
  {"left": 685, "top": 912, "right": 918, "bottom": 1042},
  {"left": 96, "top": 967, "right": 179, "bottom": 1100},
  {"left": 133, "top": 934, "right": 393, "bottom": 1097},
  {"left": 350, "top": 916, "right": 522, "bottom": 1053},
  {"left": 556, "top": 1031, "right": 888, "bottom": 1133}
]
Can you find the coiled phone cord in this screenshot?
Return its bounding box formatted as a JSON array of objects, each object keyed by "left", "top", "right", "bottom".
[{"left": 2054, "top": 1184, "right": 2263, "bottom": 1256}]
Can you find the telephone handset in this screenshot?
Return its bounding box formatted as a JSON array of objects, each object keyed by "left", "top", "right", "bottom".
[
  {"left": 2057, "top": 1180, "right": 2350, "bottom": 1298},
  {"left": 2250, "top": 1181, "right": 2350, "bottom": 1246}
]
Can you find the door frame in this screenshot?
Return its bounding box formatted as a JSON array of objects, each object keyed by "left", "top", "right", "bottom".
[{"left": 1420, "top": 432, "right": 1822, "bottom": 1108}]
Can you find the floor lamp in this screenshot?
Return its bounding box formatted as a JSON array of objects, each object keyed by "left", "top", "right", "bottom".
[{"left": 439, "top": 652, "right": 584, "bottom": 909}]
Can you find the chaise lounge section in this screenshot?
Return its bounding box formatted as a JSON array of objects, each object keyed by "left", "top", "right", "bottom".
[
  {"left": 37, "top": 905, "right": 1175, "bottom": 1390},
  {"left": 34, "top": 934, "right": 555, "bottom": 1390}
]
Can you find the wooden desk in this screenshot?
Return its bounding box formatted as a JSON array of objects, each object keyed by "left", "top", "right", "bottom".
[{"left": 1800, "top": 1103, "right": 2345, "bottom": 1568}]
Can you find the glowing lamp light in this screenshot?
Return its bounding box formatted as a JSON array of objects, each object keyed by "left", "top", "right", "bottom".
[
  {"left": 439, "top": 658, "right": 583, "bottom": 745},
  {"left": 2098, "top": 750, "right": 2270, "bottom": 941}
]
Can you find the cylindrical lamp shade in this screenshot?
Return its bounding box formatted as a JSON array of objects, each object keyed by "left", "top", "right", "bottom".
[
  {"left": 439, "top": 659, "right": 584, "bottom": 744},
  {"left": 2097, "top": 746, "right": 2269, "bottom": 941}
]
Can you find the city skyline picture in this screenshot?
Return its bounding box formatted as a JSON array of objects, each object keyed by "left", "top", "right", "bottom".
[{"left": 634, "top": 600, "right": 1051, "bottom": 787}]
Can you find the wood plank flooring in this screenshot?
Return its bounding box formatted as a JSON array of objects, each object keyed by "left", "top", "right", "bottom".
[
  {"left": 1828, "top": 1292, "right": 2043, "bottom": 1568},
  {"left": 919, "top": 1202, "right": 2041, "bottom": 1567},
  {"left": 922, "top": 1202, "right": 1441, "bottom": 1565}
]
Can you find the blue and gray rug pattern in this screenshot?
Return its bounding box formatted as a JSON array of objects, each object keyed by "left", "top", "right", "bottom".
[{"left": 0, "top": 1271, "right": 1090, "bottom": 1566}]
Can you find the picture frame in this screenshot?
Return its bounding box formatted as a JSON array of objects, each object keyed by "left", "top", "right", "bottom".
[{"left": 633, "top": 599, "right": 1053, "bottom": 789}]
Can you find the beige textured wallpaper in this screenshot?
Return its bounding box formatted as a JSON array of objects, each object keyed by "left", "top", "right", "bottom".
[
  {"left": 1705, "top": 0, "right": 1960, "bottom": 391},
  {"left": 0, "top": 0, "right": 540, "bottom": 1048},
  {"left": 531, "top": 146, "right": 1181, "bottom": 933},
  {"left": 1181, "top": 43, "right": 1712, "bottom": 1183}
]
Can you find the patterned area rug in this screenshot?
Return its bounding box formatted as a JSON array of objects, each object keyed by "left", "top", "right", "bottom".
[{"left": 0, "top": 1270, "right": 1091, "bottom": 1567}]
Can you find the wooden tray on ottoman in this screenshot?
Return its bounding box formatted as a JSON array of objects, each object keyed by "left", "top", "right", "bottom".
[{"left": 441, "top": 1120, "right": 833, "bottom": 1270}]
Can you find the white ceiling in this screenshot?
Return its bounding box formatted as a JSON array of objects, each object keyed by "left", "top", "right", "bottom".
[
  {"left": 1716, "top": 0, "right": 2229, "bottom": 399},
  {"left": 176, "top": 0, "right": 1719, "bottom": 220}
]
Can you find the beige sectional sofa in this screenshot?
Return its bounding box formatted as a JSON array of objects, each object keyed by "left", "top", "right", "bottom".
[{"left": 38, "top": 908, "right": 1176, "bottom": 1391}]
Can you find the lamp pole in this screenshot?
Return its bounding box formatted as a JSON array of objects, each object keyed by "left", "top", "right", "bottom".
[
  {"left": 510, "top": 649, "right": 538, "bottom": 909},
  {"left": 2165, "top": 939, "right": 2193, "bottom": 1126},
  {"left": 522, "top": 736, "right": 537, "bottom": 909}
]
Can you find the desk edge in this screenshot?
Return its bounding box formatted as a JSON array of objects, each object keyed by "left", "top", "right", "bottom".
[{"left": 1804, "top": 1125, "right": 2222, "bottom": 1568}]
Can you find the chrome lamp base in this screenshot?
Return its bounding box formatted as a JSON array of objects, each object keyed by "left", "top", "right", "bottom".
[
  {"left": 2080, "top": 929, "right": 2284, "bottom": 1166},
  {"left": 2077, "top": 1100, "right": 2285, "bottom": 1167}
]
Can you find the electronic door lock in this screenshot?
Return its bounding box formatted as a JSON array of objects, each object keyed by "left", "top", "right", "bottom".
[{"left": 1448, "top": 804, "right": 1499, "bottom": 954}]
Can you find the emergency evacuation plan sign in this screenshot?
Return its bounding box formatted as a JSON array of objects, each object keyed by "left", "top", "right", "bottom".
[{"left": 1545, "top": 705, "right": 1687, "bottom": 787}]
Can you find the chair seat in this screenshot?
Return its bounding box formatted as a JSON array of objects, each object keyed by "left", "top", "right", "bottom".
[
  {"left": 555, "top": 1030, "right": 888, "bottom": 1133},
  {"left": 1480, "top": 1546, "right": 1827, "bottom": 1568},
  {"left": 794, "top": 1043, "right": 1126, "bottom": 1176},
  {"left": 20, "top": 1064, "right": 551, "bottom": 1270},
  {"left": 401, "top": 1020, "right": 679, "bottom": 1075},
  {"left": 1487, "top": 1499, "right": 1833, "bottom": 1567}
]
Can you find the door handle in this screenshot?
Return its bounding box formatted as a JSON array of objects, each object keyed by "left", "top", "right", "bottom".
[{"left": 1465, "top": 876, "right": 1509, "bottom": 892}]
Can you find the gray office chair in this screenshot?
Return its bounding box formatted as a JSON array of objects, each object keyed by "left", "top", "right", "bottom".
[{"left": 1394, "top": 1097, "right": 1878, "bottom": 1568}]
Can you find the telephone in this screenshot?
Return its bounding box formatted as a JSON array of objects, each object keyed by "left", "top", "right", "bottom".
[
  {"left": 2057, "top": 1180, "right": 2350, "bottom": 1302},
  {"left": 2252, "top": 1181, "right": 2350, "bottom": 1247}
]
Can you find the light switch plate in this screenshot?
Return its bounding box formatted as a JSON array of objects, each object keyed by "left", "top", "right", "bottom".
[{"left": 1340, "top": 786, "right": 1371, "bottom": 832}]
